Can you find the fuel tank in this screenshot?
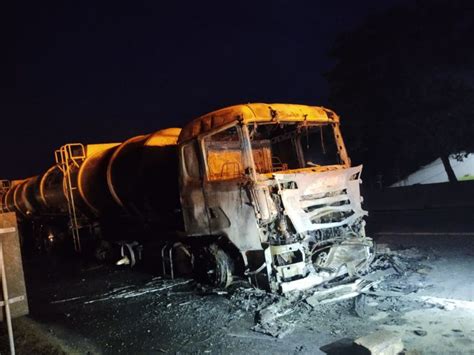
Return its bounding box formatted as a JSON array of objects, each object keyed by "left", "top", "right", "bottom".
[
  {"left": 39, "top": 165, "right": 69, "bottom": 215},
  {"left": 1, "top": 128, "right": 181, "bottom": 225},
  {"left": 0, "top": 171, "right": 64, "bottom": 217},
  {"left": 107, "top": 128, "right": 181, "bottom": 220},
  {"left": 75, "top": 143, "right": 121, "bottom": 217},
  {"left": 14, "top": 176, "right": 42, "bottom": 217}
]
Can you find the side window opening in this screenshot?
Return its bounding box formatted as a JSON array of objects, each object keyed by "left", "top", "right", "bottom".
[
  {"left": 248, "top": 123, "right": 300, "bottom": 173},
  {"left": 203, "top": 126, "right": 245, "bottom": 181}
]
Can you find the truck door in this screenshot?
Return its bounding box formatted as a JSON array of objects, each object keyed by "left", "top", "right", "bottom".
[
  {"left": 200, "top": 126, "right": 262, "bottom": 251},
  {"left": 179, "top": 141, "right": 210, "bottom": 235}
]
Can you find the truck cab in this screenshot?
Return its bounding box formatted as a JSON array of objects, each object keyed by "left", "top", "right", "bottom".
[{"left": 178, "top": 103, "right": 373, "bottom": 292}]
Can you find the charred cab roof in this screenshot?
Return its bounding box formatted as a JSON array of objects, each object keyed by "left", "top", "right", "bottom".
[{"left": 178, "top": 103, "right": 339, "bottom": 144}]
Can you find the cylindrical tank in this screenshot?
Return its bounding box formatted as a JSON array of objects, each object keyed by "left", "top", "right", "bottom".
[
  {"left": 1, "top": 127, "right": 182, "bottom": 228},
  {"left": 107, "top": 135, "right": 149, "bottom": 215},
  {"left": 76, "top": 144, "right": 121, "bottom": 217},
  {"left": 107, "top": 128, "right": 181, "bottom": 220},
  {"left": 14, "top": 179, "right": 32, "bottom": 217},
  {"left": 1, "top": 167, "right": 69, "bottom": 218},
  {"left": 11, "top": 175, "right": 45, "bottom": 217},
  {"left": 38, "top": 165, "right": 69, "bottom": 215},
  {"left": 25, "top": 175, "right": 46, "bottom": 215}
]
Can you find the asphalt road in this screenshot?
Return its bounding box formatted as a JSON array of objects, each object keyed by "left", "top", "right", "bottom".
[{"left": 1, "top": 207, "right": 473, "bottom": 354}]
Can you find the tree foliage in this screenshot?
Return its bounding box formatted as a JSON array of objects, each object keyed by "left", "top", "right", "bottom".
[{"left": 327, "top": 0, "right": 474, "bottom": 185}]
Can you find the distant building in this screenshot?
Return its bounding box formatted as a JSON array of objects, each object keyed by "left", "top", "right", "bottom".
[{"left": 391, "top": 153, "right": 474, "bottom": 186}]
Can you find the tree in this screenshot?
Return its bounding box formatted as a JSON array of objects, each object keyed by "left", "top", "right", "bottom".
[{"left": 327, "top": 0, "right": 474, "bottom": 185}]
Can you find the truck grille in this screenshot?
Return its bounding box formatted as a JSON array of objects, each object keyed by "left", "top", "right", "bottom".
[{"left": 274, "top": 166, "right": 367, "bottom": 234}]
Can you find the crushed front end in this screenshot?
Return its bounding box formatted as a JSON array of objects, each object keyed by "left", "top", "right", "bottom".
[
  {"left": 241, "top": 113, "right": 373, "bottom": 293},
  {"left": 251, "top": 166, "right": 373, "bottom": 293}
]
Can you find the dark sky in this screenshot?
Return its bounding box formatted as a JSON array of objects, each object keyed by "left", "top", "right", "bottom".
[{"left": 9, "top": 0, "right": 403, "bottom": 179}]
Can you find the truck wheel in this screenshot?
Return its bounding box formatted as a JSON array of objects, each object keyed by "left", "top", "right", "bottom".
[
  {"left": 212, "top": 245, "right": 234, "bottom": 288},
  {"left": 195, "top": 244, "right": 234, "bottom": 288}
]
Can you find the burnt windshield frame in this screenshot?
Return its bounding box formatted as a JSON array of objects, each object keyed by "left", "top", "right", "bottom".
[
  {"left": 247, "top": 122, "right": 300, "bottom": 173},
  {"left": 246, "top": 122, "right": 347, "bottom": 174},
  {"left": 299, "top": 125, "right": 342, "bottom": 167}
]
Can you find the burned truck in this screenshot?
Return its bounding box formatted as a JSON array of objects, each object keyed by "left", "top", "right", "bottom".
[
  {"left": 0, "top": 103, "right": 373, "bottom": 293},
  {"left": 176, "top": 104, "right": 373, "bottom": 292}
]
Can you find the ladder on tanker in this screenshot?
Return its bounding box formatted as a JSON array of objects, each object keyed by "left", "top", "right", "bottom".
[
  {"left": 0, "top": 180, "right": 10, "bottom": 193},
  {"left": 55, "top": 144, "right": 86, "bottom": 252},
  {"left": 0, "top": 180, "right": 10, "bottom": 213}
]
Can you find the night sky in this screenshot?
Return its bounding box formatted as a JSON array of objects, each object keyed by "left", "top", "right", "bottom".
[{"left": 10, "top": 1, "right": 403, "bottom": 179}]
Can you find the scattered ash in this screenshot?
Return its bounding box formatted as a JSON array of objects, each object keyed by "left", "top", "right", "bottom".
[
  {"left": 229, "top": 285, "right": 282, "bottom": 313},
  {"left": 223, "top": 244, "right": 438, "bottom": 338},
  {"left": 45, "top": 244, "right": 438, "bottom": 343},
  {"left": 50, "top": 277, "right": 194, "bottom": 305},
  {"left": 359, "top": 244, "right": 437, "bottom": 314}
]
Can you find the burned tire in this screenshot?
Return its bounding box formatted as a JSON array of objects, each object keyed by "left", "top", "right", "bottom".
[
  {"left": 213, "top": 246, "right": 234, "bottom": 288},
  {"left": 194, "top": 244, "right": 234, "bottom": 288}
]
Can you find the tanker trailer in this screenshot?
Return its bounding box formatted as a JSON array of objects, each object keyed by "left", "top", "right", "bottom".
[
  {"left": 0, "top": 170, "right": 72, "bottom": 253},
  {"left": 173, "top": 103, "right": 373, "bottom": 292},
  {"left": 2, "top": 166, "right": 70, "bottom": 218},
  {"left": 50, "top": 129, "right": 182, "bottom": 252},
  {"left": 93, "top": 127, "right": 183, "bottom": 263},
  {"left": 82, "top": 128, "right": 183, "bottom": 248},
  {"left": 0, "top": 129, "right": 182, "bottom": 256},
  {"left": 66, "top": 128, "right": 181, "bottom": 224}
]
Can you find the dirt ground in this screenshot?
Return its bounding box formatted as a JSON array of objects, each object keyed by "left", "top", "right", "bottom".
[{"left": 1, "top": 231, "right": 473, "bottom": 354}]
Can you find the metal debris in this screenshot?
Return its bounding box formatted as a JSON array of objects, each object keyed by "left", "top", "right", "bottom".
[
  {"left": 238, "top": 245, "right": 436, "bottom": 338},
  {"left": 353, "top": 330, "right": 404, "bottom": 355},
  {"left": 305, "top": 279, "right": 373, "bottom": 307},
  {"left": 413, "top": 330, "right": 427, "bottom": 336}
]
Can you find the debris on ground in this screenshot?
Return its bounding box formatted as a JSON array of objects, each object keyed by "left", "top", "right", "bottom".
[
  {"left": 252, "top": 319, "right": 296, "bottom": 339},
  {"left": 48, "top": 244, "right": 436, "bottom": 342},
  {"left": 413, "top": 329, "right": 427, "bottom": 336},
  {"left": 305, "top": 279, "right": 373, "bottom": 307},
  {"left": 252, "top": 299, "right": 298, "bottom": 338},
  {"left": 35, "top": 244, "right": 447, "bottom": 348},
  {"left": 228, "top": 244, "right": 438, "bottom": 339},
  {"left": 353, "top": 330, "right": 404, "bottom": 355},
  {"left": 50, "top": 278, "right": 194, "bottom": 305},
  {"left": 15, "top": 234, "right": 472, "bottom": 354}
]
